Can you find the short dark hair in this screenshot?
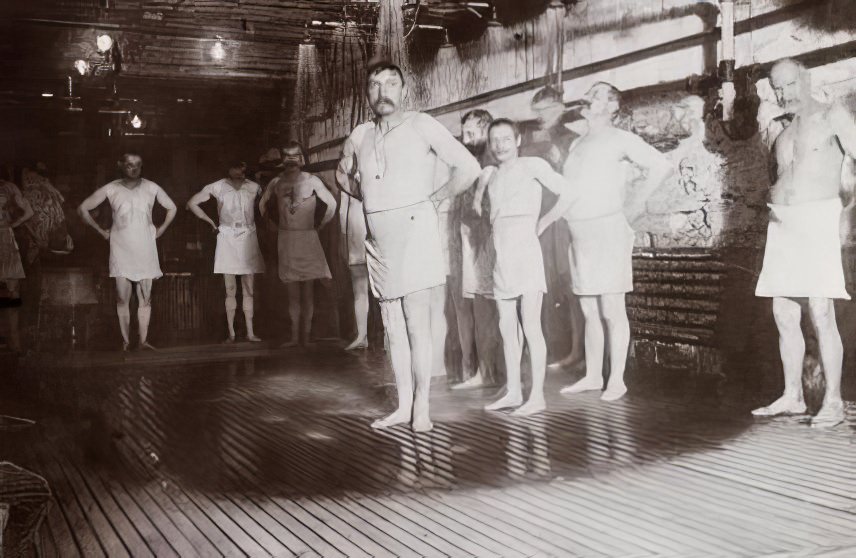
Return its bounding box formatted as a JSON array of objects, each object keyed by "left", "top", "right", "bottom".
[
  {"left": 367, "top": 60, "right": 405, "bottom": 84},
  {"left": 461, "top": 109, "right": 493, "bottom": 128},
  {"left": 226, "top": 160, "right": 246, "bottom": 171},
  {"left": 281, "top": 140, "right": 308, "bottom": 163},
  {"left": 487, "top": 118, "right": 519, "bottom": 138},
  {"left": 531, "top": 86, "right": 563, "bottom": 105},
  {"left": 118, "top": 152, "right": 142, "bottom": 164}
]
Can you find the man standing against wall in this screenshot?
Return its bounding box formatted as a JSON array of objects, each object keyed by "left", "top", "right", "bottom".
[
  {"left": 752, "top": 58, "right": 856, "bottom": 428},
  {"left": 450, "top": 109, "right": 497, "bottom": 389},
  {"left": 541, "top": 82, "right": 671, "bottom": 401},
  {"left": 337, "top": 60, "right": 481, "bottom": 432},
  {"left": 521, "top": 86, "right": 586, "bottom": 373},
  {"left": 186, "top": 160, "right": 266, "bottom": 343},
  {"left": 261, "top": 141, "right": 337, "bottom": 348},
  {"left": 78, "top": 153, "right": 177, "bottom": 351}
]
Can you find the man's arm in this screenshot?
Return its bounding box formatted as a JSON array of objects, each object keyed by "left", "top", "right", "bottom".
[
  {"left": 154, "top": 186, "right": 178, "bottom": 238},
  {"left": 77, "top": 185, "right": 112, "bottom": 240},
  {"left": 312, "top": 176, "right": 338, "bottom": 229},
  {"left": 622, "top": 131, "right": 673, "bottom": 222},
  {"left": 258, "top": 179, "right": 276, "bottom": 219},
  {"left": 472, "top": 166, "right": 496, "bottom": 216},
  {"left": 335, "top": 135, "right": 362, "bottom": 199},
  {"left": 413, "top": 114, "right": 481, "bottom": 203},
  {"left": 186, "top": 187, "right": 217, "bottom": 232},
  {"left": 8, "top": 183, "right": 34, "bottom": 228},
  {"left": 525, "top": 158, "right": 578, "bottom": 236},
  {"left": 831, "top": 103, "right": 856, "bottom": 203}
]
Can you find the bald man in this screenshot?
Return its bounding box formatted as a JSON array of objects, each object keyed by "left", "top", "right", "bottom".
[
  {"left": 751, "top": 58, "right": 856, "bottom": 428},
  {"left": 337, "top": 60, "right": 481, "bottom": 432}
]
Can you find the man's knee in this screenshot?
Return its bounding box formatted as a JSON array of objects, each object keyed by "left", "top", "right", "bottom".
[
  {"left": 601, "top": 297, "right": 628, "bottom": 326},
  {"left": 578, "top": 296, "right": 600, "bottom": 320},
  {"left": 807, "top": 297, "right": 835, "bottom": 326},
  {"left": 772, "top": 298, "right": 802, "bottom": 333}
]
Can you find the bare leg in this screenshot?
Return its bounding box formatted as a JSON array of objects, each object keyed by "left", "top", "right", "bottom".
[
  {"left": 224, "top": 274, "right": 237, "bottom": 341},
  {"left": 752, "top": 297, "right": 807, "bottom": 416},
  {"left": 513, "top": 292, "right": 546, "bottom": 416},
  {"left": 345, "top": 264, "right": 369, "bottom": 350},
  {"left": 115, "top": 277, "right": 132, "bottom": 350},
  {"left": 808, "top": 297, "right": 844, "bottom": 427},
  {"left": 282, "top": 282, "right": 300, "bottom": 347},
  {"left": 301, "top": 280, "right": 314, "bottom": 346},
  {"left": 600, "top": 293, "right": 630, "bottom": 401},
  {"left": 451, "top": 292, "right": 486, "bottom": 389},
  {"left": 241, "top": 274, "right": 260, "bottom": 341},
  {"left": 373, "top": 299, "right": 413, "bottom": 429},
  {"left": 548, "top": 290, "right": 586, "bottom": 370},
  {"left": 136, "top": 279, "right": 154, "bottom": 349},
  {"left": 561, "top": 295, "right": 604, "bottom": 394},
  {"left": 487, "top": 298, "right": 524, "bottom": 411},
  {"left": 428, "top": 283, "right": 448, "bottom": 377},
  {"left": 403, "top": 288, "right": 435, "bottom": 431}
]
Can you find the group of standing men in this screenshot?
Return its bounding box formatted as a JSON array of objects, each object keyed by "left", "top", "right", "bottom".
[
  {"left": 77, "top": 143, "right": 336, "bottom": 351},
  {"left": 337, "top": 56, "right": 855, "bottom": 432},
  {"left": 336, "top": 60, "right": 672, "bottom": 432},
  {"left": 63, "top": 55, "right": 853, "bottom": 432}
]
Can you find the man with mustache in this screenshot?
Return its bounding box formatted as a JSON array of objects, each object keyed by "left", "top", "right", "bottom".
[
  {"left": 260, "top": 141, "right": 337, "bottom": 348},
  {"left": 751, "top": 58, "right": 856, "bottom": 427},
  {"left": 337, "top": 60, "right": 481, "bottom": 432},
  {"left": 78, "top": 153, "right": 177, "bottom": 351},
  {"left": 540, "top": 82, "right": 671, "bottom": 402},
  {"left": 186, "top": 160, "right": 266, "bottom": 343},
  {"left": 450, "top": 109, "right": 498, "bottom": 389}
]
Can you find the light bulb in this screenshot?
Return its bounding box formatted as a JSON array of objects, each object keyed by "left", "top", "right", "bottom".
[
  {"left": 96, "top": 34, "right": 113, "bottom": 53},
  {"left": 74, "top": 59, "right": 90, "bottom": 76},
  {"left": 211, "top": 40, "right": 225, "bottom": 60},
  {"left": 130, "top": 114, "right": 143, "bottom": 129}
]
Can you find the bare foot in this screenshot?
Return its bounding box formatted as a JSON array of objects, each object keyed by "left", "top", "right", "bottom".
[
  {"left": 511, "top": 398, "right": 546, "bottom": 417},
  {"left": 486, "top": 392, "right": 523, "bottom": 411},
  {"left": 547, "top": 355, "right": 585, "bottom": 371},
  {"left": 246, "top": 335, "right": 262, "bottom": 343},
  {"left": 344, "top": 337, "right": 368, "bottom": 351},
  {"left": 412, "top": 415, "right": 434, "bottom": 432},
  {"left": 138, "top": 342, "right": 158, "bottom": 352},
  {"left": 371, "top": 409, "right": 411, "bottom": 429},
  {"left": 601, "top": 383, "right": 628, "bottom": 402},
  {"left": 279, "top": 339, "right": 299, "bottom": 349},
  {"left": 121, "top": 341, "right": 130, "bottom": 352},
  {"left": 560, "top": 376, "right": 603, "bottom": 395},
  {"left": 223, "top": 336, "right": 235, "bottom": 345},
  {"left": 751, "top": 395, "right": 806, "bottom": 417},
  {"left": 811, "top": 400, "right": 845, "bottom": 428},
  {"left": 451, "top": 371, "right": 485, "bottom": 390}
]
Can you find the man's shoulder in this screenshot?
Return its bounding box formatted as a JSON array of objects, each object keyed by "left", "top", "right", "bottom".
[{"left": 347, "top": 121, "right": 374, "bottom": 146}]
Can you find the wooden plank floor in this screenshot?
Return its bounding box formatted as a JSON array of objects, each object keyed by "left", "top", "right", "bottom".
[{"left": 3, "top": 348, "right": 856, "bottom": 557}]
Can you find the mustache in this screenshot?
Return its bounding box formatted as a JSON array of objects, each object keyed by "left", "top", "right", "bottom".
[{"left": 373, "top": 97, "right": 395, "bottom": 106}]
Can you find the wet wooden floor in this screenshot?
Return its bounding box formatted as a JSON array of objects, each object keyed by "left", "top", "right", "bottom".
[{"left": 3, "top": 347, "right": 856, "bottom": 557}]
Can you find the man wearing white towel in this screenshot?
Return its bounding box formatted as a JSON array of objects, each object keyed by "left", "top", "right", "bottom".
[
  {"left": 78, "top": 153, "right": 177, "bottom": 351},
  {"left": 751, "top": 58, "right": 856, "bottom": 428},
  {"left": 541, "top": 82, "right": 671, "bottom": 402},
  {"left": 337, "top": 60, "right": 481, "bottom": 432},
  {"left": 187, "top": 160, "right": 266, "bottom": 343}
]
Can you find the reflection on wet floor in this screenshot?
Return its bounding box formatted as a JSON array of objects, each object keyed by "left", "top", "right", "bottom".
[{"left": 4, "top": 349, "right": 856, "bottom": 557}]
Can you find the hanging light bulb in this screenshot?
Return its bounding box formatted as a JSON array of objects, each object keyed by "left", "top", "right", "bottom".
[
  {"left": 130, "top": 114, "right": 143, "bottom": 129},
  {"left": 210, "top": 38, "right": 226, "bottom": 61}
]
